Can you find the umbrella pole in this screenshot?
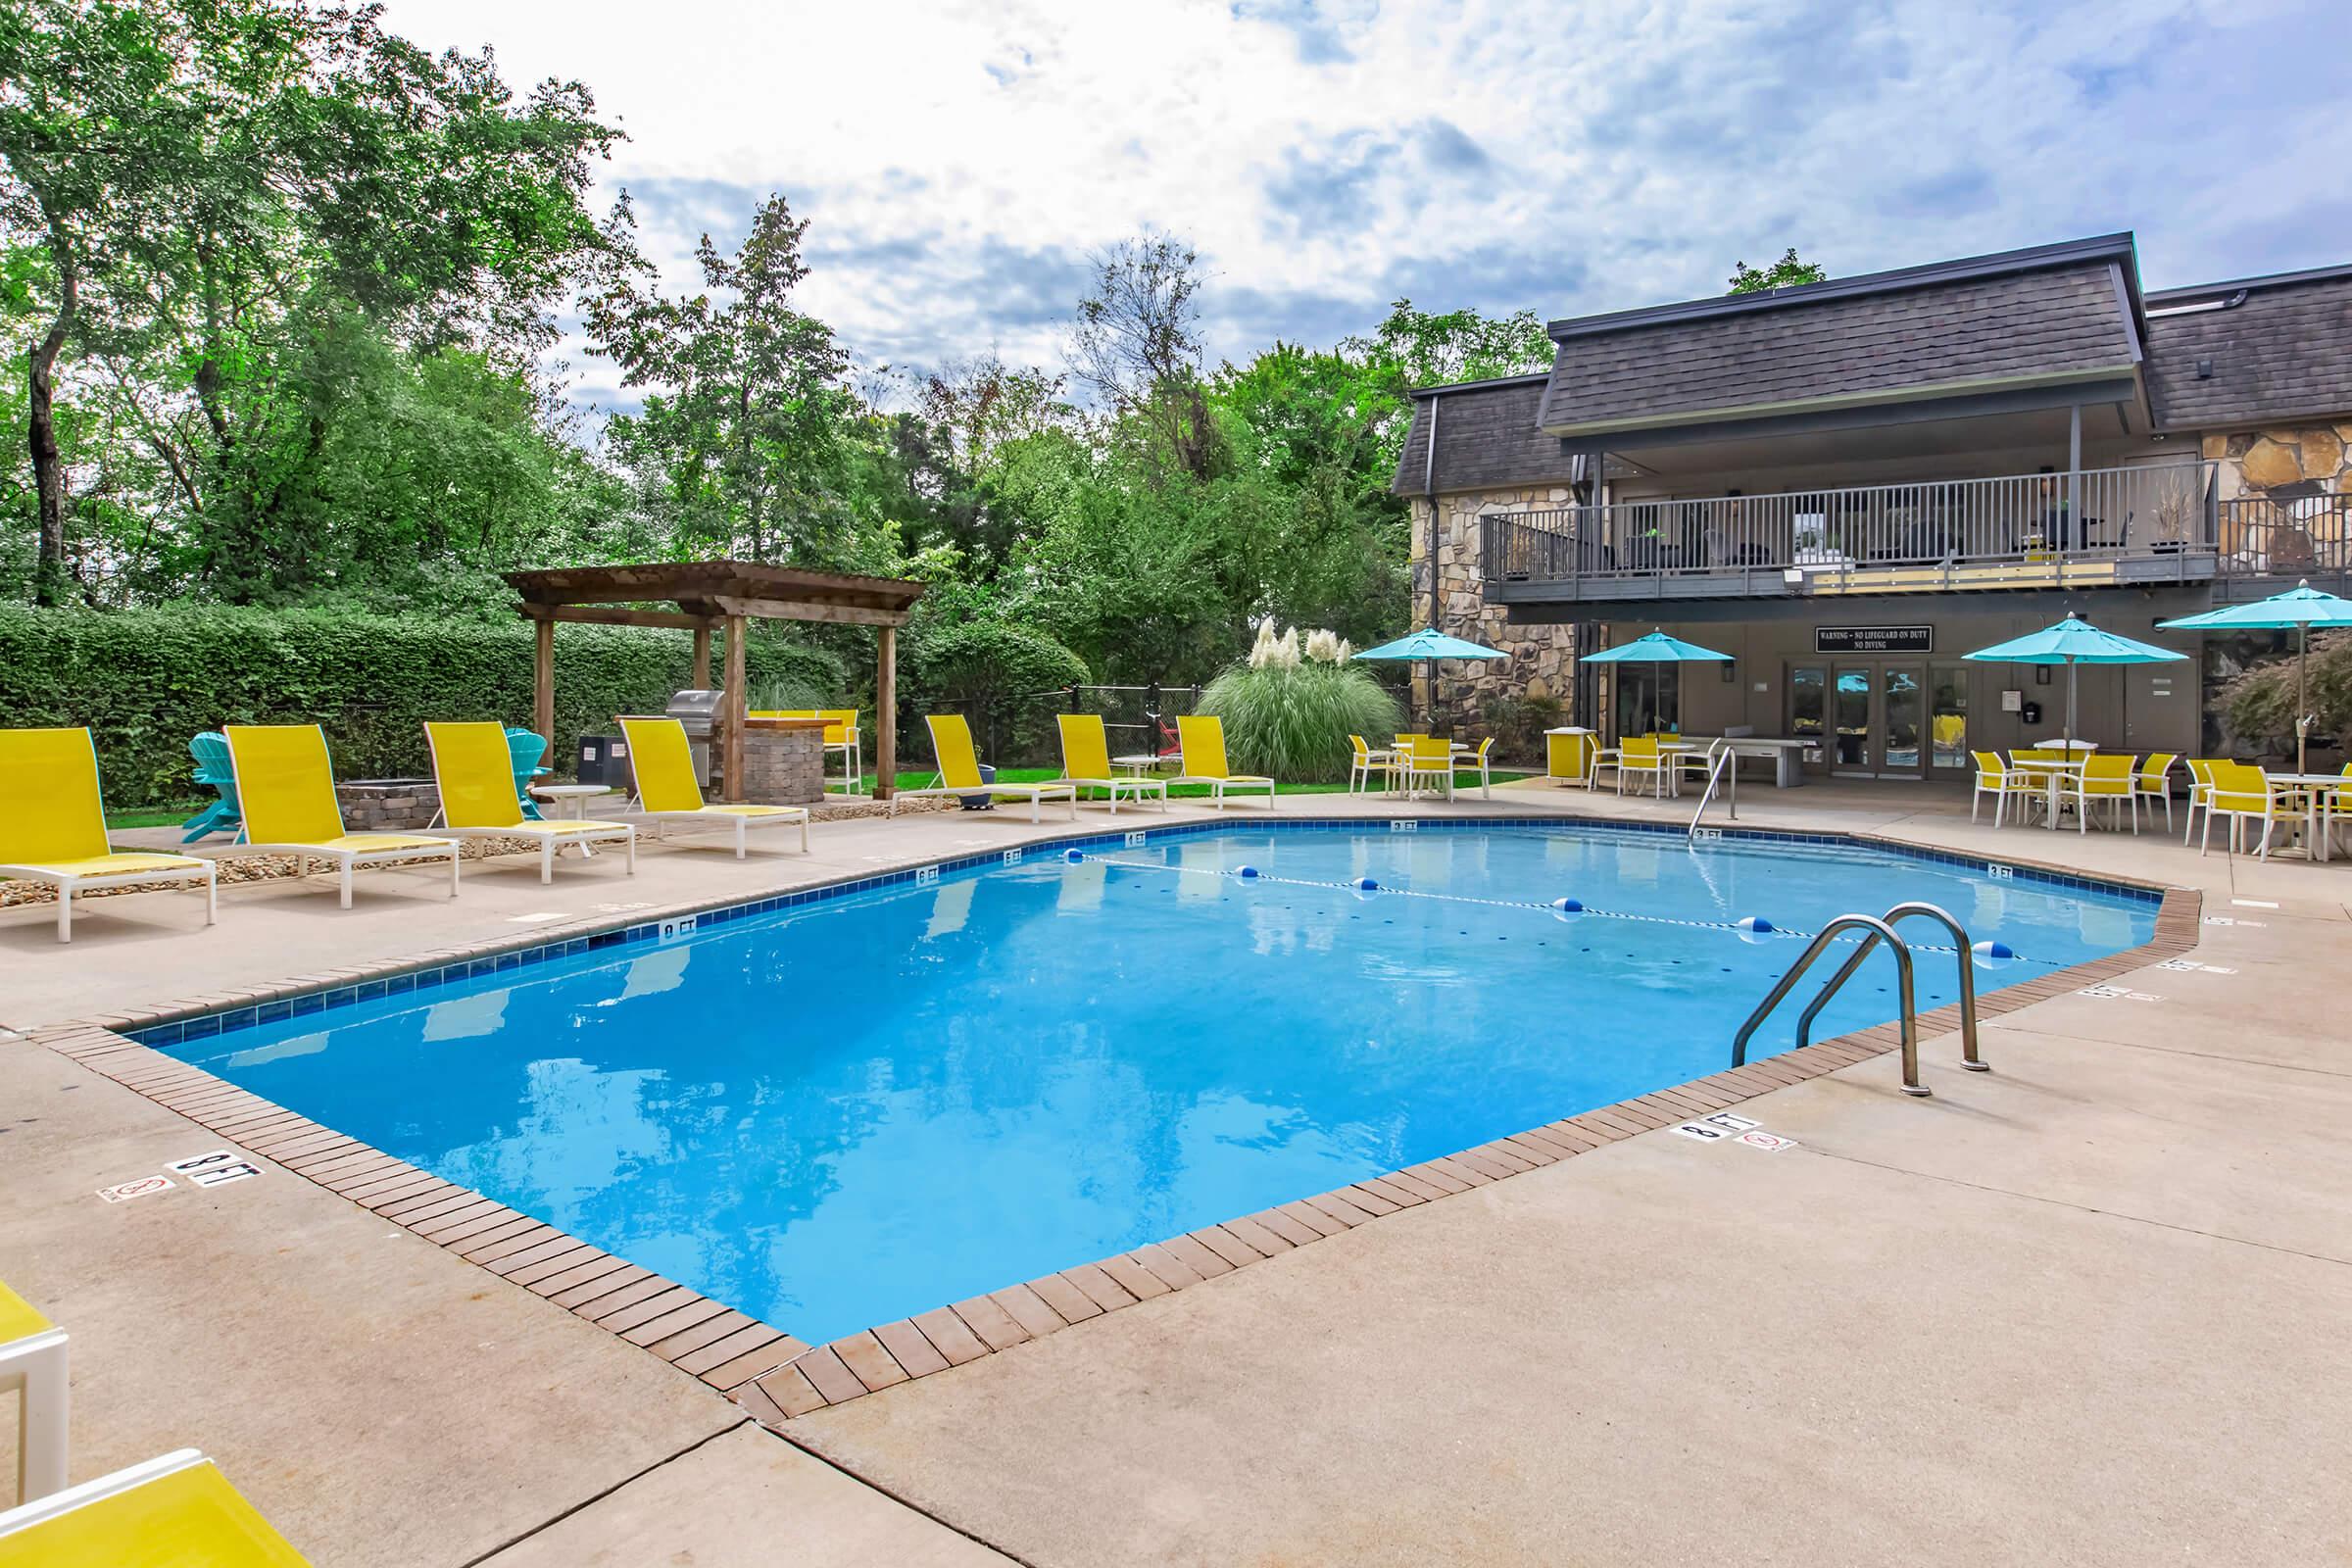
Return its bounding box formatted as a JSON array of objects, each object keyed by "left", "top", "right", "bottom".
[{"left": 2296, "top": 622, "right": 2309, "bottom": 775}]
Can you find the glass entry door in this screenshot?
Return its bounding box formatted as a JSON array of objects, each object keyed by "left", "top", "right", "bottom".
[{"left": 1807, "top": 662, "right": 1930, "bottom": 778}]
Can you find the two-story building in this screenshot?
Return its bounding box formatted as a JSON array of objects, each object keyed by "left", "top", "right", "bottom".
[{"left": 1395, "top": 233, "right": 2352, "bottom": 782}]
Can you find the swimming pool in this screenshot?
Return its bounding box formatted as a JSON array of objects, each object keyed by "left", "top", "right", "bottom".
[{"left": 156, "top": 822, "right": 2157, "bottom": 1345}]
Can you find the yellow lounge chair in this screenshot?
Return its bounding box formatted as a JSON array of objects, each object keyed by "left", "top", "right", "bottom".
[
  {"left": 890, "top": 714, "right": 1076, "bottom": 823},
  {"left": 1, "top": 1279, "right": 68, "bottom": 1502},
  {"left": 424, "top": 722, "right": 636, "bottom": 882},
  {"left": 0, "top": 1448, "right": 310, "bottom": 1566},
  {"left": 616, "top": 717, "right": 809, "bottom": 857},
  {"left": 1050, "top": 713, "right": 1166, "bottom": 814},
  {"left": 223, "top": 725, "right": 459, "bottom": 906},
  {"left": 0, "top": 728, "right": 216, "bottom": 943},
  {"left": 1171, "top": 714, "right": 1275, "bottom": 809}
]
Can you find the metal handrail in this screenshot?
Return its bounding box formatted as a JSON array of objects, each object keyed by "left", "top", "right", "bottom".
[
  {"left": 1733, "top": 914, "right": 1927, "bottom": 1097},
  {"left": 1686, "top": 741, "right": 1738, "bottom": 839},
  {"left": 1793, "top": 903, "right": 1985, "bottom": 1071}
]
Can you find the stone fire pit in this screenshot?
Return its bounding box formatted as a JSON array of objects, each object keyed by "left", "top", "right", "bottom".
[{"left": 335, "top": 778, "right": 441, "bottom": 832}]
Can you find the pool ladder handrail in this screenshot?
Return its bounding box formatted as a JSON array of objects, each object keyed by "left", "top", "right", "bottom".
[
  {"left": 1731, "top": 903, "right": 1988, "bottom": 1098},
  {"left": 1686, "top": 740, "right": 1738, "bottom": 839}
]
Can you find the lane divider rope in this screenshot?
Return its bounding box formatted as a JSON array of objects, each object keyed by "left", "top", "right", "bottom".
[{"left": 1069, "top": 853, "right": 2063, "bottom": 966}]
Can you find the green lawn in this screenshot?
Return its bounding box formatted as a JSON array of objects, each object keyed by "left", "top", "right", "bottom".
[
  {"left": 107, "top": 805, "right": 201, "bottom": 830},
  {"left": 845, "top": 766, "right": 1530, "bottom": 799}
]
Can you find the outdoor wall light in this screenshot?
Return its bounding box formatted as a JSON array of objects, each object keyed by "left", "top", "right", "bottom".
[
  {"left": 1721, "top": 662, "right": 1737, "bottom": 682},
  {"left": 2035, "top": 665, "right": 2052, "bottom": 685}
]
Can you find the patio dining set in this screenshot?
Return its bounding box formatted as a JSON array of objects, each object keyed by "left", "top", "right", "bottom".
[{"left": 1971, "top": 742, "right": 2352, "bottom": 861}]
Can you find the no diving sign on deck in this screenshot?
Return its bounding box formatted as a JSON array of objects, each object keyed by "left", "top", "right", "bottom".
[{"left": 1672, "top": 1111, "right": 1795, "bottom": 1152}]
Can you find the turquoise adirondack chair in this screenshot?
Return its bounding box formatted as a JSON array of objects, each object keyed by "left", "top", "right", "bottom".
[
  {"left": 506, "top": 727, "right": 551, "bottom": 821},
  {"left": 179, "top": 731, "right": 244, "bottom": 842}
]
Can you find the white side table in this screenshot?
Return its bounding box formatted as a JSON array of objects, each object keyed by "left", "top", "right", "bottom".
[
  {"left": 530, "top": 784, "right": 617, "bottom": 819},
  {"left": 530, "top": 784, "right": 618, "bottom": 858}
]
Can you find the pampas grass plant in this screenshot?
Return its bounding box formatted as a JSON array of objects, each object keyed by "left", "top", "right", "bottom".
[{"left": 1200, "top": 623, "right": 1401, "bottom": 782}]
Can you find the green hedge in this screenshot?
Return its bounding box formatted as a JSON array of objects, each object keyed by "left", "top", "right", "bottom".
[{"left": 0, "top": 607, "right": 844, "bottom": 806}]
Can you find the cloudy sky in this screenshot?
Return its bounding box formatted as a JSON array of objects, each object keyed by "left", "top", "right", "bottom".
[{"left": 376, "top": 0, "right": 2352, "bottom": 413}]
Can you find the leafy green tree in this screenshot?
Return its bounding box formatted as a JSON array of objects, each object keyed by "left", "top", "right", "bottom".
[
  {"left": 585, "top": 193, "right": 851, "bottom": 563},
  {"left": 1728, "top": 248, "right": 1828, "bottom": 294},
  {"left": 0, "top": 0, "right": 629, "bottom": 603}
]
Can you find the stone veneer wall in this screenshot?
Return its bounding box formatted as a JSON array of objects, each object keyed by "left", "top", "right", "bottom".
[
  {"left": 2203, "top": 422, "right": 2352, "bottom": 499},
  {"left": 1408, "top": 488, "right": 1578, "bottom": 732}
]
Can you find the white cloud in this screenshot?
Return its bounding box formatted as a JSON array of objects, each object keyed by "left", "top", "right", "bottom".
[{"left": 376, "top": 0, "right": 2352, "bottom": 402}]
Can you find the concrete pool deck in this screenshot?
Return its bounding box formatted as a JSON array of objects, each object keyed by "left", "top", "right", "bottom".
[{"left": 3, "top": 782, "right": 2347, "bottom": 1563}]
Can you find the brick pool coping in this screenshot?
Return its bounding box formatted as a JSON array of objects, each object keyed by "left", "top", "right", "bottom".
[{"left": 21, "top": 818, "right": 2202, "bottom": 1428}]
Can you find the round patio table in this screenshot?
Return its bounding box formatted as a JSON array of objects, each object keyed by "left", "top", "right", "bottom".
[
  {"left": 2007, "top": 757, "right": 2087, "bottom": 829},
  {"left": 2263, "top": 774, "right": 2349, "bottom": 863}
]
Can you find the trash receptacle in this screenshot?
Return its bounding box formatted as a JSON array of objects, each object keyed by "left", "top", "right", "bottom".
[
  {"left": 576, "top": 735, "right": 624, "bottom": 788},
  {"left": 959, "top": 762, "right": 996, "bottom": 809}
]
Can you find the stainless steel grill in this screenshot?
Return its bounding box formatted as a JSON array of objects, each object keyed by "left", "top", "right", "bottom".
[{"left": 665, "top": 689, "right": 724, "bottom": 785}]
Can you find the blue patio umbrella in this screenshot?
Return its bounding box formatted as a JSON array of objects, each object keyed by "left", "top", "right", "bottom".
[
  {"left": 1963, "top": 612, "right": 2185, "bottom": 754},
  {"left": 2159, "top": 581, "right": 2352, "bottom": 771},
  {"left": 1579, "top": 630, "right": 1732, "bottom": 742},
  {"left": 1577, "top": 629, "right": 1734, "bottom": 664},
  {"left": 1353, "top": 626, "right": 1509, "bottom": 728}
]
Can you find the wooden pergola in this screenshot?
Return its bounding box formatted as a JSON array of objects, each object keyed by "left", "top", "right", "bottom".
[{"left": 504, "top": 561, "right": 927, "bottom": 802}]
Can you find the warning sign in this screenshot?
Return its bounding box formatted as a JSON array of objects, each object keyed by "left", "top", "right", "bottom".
[{"left": 98, "top": 1174, "right": 173, "bottom": 1203}]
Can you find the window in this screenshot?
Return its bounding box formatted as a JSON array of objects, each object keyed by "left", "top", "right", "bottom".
[
  {"left": 1613, "top": 663, "right": 1681, "bottom": 737},
  {"left": 1790, "top": 666, "right": 1826, "bottom": 763}
]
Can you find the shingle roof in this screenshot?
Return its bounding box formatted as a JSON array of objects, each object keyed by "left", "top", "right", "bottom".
[
  {"left": 2143, "top": 270, "right": 2352, "bottom": 430},
  {"left": 1537, "top": 261, "right": 2138, "bottom": 434},
  {"left": 1391, "top": 377, "right": 1574, "bottom": 496}
]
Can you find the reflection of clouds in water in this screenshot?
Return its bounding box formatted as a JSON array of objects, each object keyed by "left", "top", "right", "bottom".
[
  {"left": 2077, "top": 903, "right": 2137, "bottom": 948},
  {"left": 1615, "top": 842, "right": 1661, "bottom": 886},
  {"left": 225, "top": 1031, "right": 328, "bottom": 1069},
  {"left": 1055, "top": 859, "right": 1106, "bottom": 914},
  {"left": 1179, "top": 842, "right": 1225, "bottom": 901},
  {"left": 925, "top": 878, "right": 977, "bottom": 938},
  {"left": 616, "top": 947, "right": 691, "bottom": 1002},
  {"left": 422, "top": 990, "right": 509, "bottom": 1042},
  {"left": 1970, "top": 880, "right": 2007, "bottom": 931},
  {"left": 437, "top": 1054, "right": 669, "bottom": 1229}
]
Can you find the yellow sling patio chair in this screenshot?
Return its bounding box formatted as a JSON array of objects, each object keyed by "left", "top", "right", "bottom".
[
  {"left": 1050, "top": 713, "right": 1167, "bottom": 814},
  {"left": 0, "top": 1448, "right": 310, "bottom": 1566},
  {"left": 2076, "top": 753, "right": 2139, "bottom": 835},
  {"left": 889, "top": 714, "right": 1077, "bottom": 823},
  {"left": 423, "top": 722, "right": 635, "bottom": 883},
  {"left": 223, "top": 725, "right": 459, "bottom": 906},
  {"left": 2200, "top": 760, "right": 2298, "bottom": 859},
  {"left": 616, "top": 716, "right": 808, "bottom": 858},
  {"left": 1, "top": 1279, "right": 68, "bottom": 1503},
  {"left": 1171, "top": 714, "right": 1275, "bottom": 809},
  {"left": 0, "top": 727, "right": 216, "bottom": 943}
]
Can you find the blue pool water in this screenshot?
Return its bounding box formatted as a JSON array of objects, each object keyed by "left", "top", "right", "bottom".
[{"left": 161, "top": 824, "right": 2155, "bottom": 1344}]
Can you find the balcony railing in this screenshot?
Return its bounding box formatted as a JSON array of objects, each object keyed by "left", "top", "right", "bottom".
[
  {"left": 1483, "top": 463, "right": 2223, "bottom": 598},
  {"left": 2216, "top": 492, "right": 2352, "bottom": 589}
]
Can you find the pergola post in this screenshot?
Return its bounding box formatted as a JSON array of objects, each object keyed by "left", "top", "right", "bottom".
[
  {"left": 876, "top": 624, "right": 897, "bottom": 802},
  {"left": 533, "top": 615, "right": 556, "bottom": 748},
  {"left": 692, "top": 624, "right": 712, "bottom": 689},
  {"left": 721, "top": 612, "right": 748, "bottom": 803}
]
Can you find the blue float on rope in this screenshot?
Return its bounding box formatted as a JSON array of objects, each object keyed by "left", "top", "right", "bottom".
[
  {"left": 1063, "top": 848, "right": 1086, "bottom": 863},
  {"left": 1971, "top": 939, "right": 2015, "bottom": 966},
  {"left": 1550, "top": 897, "right": 1584, "bottom": 916},
  {"left": 1352, "top": 876, "right": 1380, "bottom": 892},
  {"left": 1237, "top": 864, "right": 1260, "bottom": 879}
]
